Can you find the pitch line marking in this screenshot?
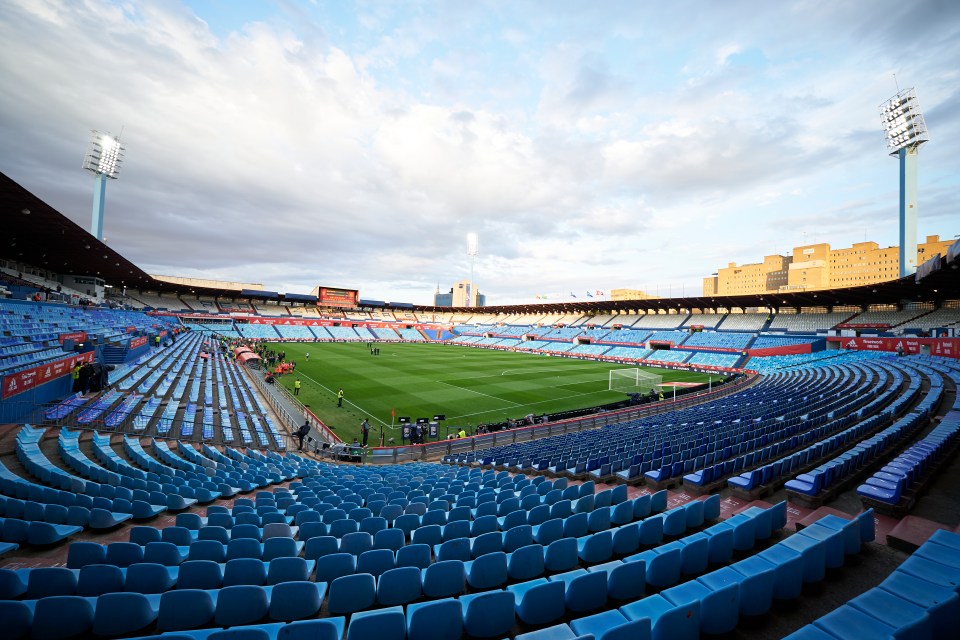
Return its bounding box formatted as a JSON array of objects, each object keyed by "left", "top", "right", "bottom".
[{"left": 435, "top": 379, "right": 522, "bottom": 407}]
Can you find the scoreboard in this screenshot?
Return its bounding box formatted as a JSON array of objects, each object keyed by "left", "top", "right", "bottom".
[{"left": 316, "top": 287, "right": 359, "bottom": 308}]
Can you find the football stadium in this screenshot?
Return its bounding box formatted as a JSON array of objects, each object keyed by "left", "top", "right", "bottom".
[{"left": 2, "top": 3, "right": 960, "bottom": 640}]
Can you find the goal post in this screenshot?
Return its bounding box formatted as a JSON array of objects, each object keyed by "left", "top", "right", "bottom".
[{"left": 608, "top": 367, "right": 662, "bottom": 393}]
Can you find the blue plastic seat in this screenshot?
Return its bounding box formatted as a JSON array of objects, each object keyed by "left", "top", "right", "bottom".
[
  {"left": 396, "top": 543, "right": 432, "bottom": 569},
  {"left": 32, "top": 595, "right": 95, "bottom": 640},
  {"left": 223, "top": 557, "right": 268, "bottom": 586},
  {"left": 228, "top": 537, "right": 264, "bottom": 560},
  {"left": 461, "top": 590, "right": 516, "bottom": 638},
  {"left": 662, "top": 574, "right": 739, "bottom": 635},
  {"left": 76, "top": 563, "right": 124, "bottom": 597},
  {"left": 465, "top": 551, "right": 508, "bottom": 589},
  {"left": 102, "top": 540, "right": 143, "bottom": 568},
  {"left": 563, "top": 512, "right": 589, "bottom": 538},
  {"left": 724, "top": 556, "right": 778, "bottom": 616},
  {"left": 305, "top": 535, "right": 340, "bottom": 560},
  {"left": 570, "top": 609, "right": 651, "bottom": 640},
  {"left": 178, "top": 559, "right": 223, "bottom": 590},
  {"left": 198, "top": 525, "right": 230, "bottom": 545},
  {"left": 421, "top": 559, "right": 466, "bottom": 598},
  {"left": 437, "top": 537, "right": 471, "bottom": 562},
  {"left": 161, "top": 526, "right": 196, "bottom": 547},
  {"left": 27, "top": 566, "right": 78, "bottom": 598},
  {"left": 93, "top": 591, "right": 160, "bottom": 636},
  {"left": 126, "top": 562, "right": 177, "bottom": 593},
  {"left": 621, "top": 593, "right": 700, "bottom": 640},
  {"left": 357, "top": 548, "right": 395, "bottom": 577},
  {"left": 508, "top": 543, "right": 545, "bottom": 581},
  {"left": 545, "top": 537, "right": 578, "bottom": 573},
  {"left": 267, "top": 556, "right": 312, "bottom": 585},
  {"left": 757, "top": 544, "right": 806, "bottom": 600},
  {"left": 144, "top": 541, "right": 188, "bottom": 566},
  {"left": 578, "top": 530, "right": 613, "bottom": 564},
  {"left": 328, "top": 573, "right": 377, "bottom": 616},
  {"left": 278, "top": 618, "right": 346, "bottom": 640},
  {"left": 189, "top": 539, "right": 227, "bottom": 563},
  {"left": 629, "top": 544, "right": 682, "bottom": 588},
  {"left": 158, "top": 588, "right": 216, "bottom": 631},
  {"left": 593, "top": 559, "right": 645, "bottom": 602},
  {"left": 270, "top": 580, "right": 326, "bottom": 622},
  {"left": 508, "top": 577, "right": 566, "bottom": 625},
  {"left": 297, "top": 521, "right": 327, "bottom": 541},
  {"left": 130, "top": 525, "right": 163, "bottom": 545},
  {"left": 374, "top": 527, "right": 405, "bottom": 551},
  {"left": 555, "top": 568, "right": 608, "bottom": 613},
  {"left": 347, "top": 605, "right": 405, "bottom": 640},
  {"left": 373, "top": 565, "right": 420, "bottom": 606},
  {"left": 315, "top": 552, "right": 357, "bottom": 583},
  {"left": 411, "top": 523, "right": 442, "bottom": 547},
  {"left": 215, "top": 584, "right": 270, "bottom": 627},
  {"left": 0, "top": 600, "right": 33, "bottom": 640},
  {"left": 407, "top": 598, "right": 462, "bottom": 640}
]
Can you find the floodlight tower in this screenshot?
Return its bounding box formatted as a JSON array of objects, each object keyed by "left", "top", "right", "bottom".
[
  {"left": 466, "top": 232, "right": 479, "bottom": 307},
  {"left": 82, "top": 130, "right": 125, "bottom": 241},
  {"left": 879, "top": 88, "right": 928, "bottom": 277}
]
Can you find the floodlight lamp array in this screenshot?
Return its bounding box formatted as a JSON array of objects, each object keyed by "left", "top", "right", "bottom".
[
  {"left": 467, "top": 232, "right": 479, "bottom": 256},
  {"left": 879, "top": 88, "right": 928, "bottom": 155},
  {"left": 82, "top": 130, "right": 125, "bottom": 179}
]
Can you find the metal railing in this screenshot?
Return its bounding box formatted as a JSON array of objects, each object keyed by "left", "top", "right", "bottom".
[{"left": 243, "top": 366, "right": 340, "bottom": 446}]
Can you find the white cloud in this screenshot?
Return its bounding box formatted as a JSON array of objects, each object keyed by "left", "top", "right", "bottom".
[{"left": 0, "top": 0, "right": 958, "bottom": 306}]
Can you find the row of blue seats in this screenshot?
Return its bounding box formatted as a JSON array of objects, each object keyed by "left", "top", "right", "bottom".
[
  {"left": 857, "top": 408, "right": 960, "bottom": 504},
  {"left": 3, "top": 556, "right": 317, "bottom": 599},
  {"left": 785, "top": 368, "right": 942, "bottom": 497},
  {"left": 520, "top": 509, "right": 875, "bottom": 640},
  {"left": 6, "top": 499, "right": 736, "bottom": 640},
  {"left": 1, "top": 579, "right": 329, "bottom": 639},
  {"left": 785, "top": 528, "right": 959, "bottom": 639},
  {"left": 79, "top": 501, "right": 802, "bottom": 640},
  {"left": 0, "top": 516, "right": 82, "bottom": 546},
  {"left": 731, "top": 410, "right": 890, "bottom": 494}
]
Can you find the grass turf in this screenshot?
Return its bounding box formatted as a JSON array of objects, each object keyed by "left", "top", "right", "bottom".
[{"left": 271, "top": 342, "right": 715, "bottom": 443}]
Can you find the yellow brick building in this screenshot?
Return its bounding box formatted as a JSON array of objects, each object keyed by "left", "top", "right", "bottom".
[
  {"left": 703, "top": 235, "right": 953, "bottom": 296},
  {"left": 610, "top": 288, "right": 655, "bottom": 301}
]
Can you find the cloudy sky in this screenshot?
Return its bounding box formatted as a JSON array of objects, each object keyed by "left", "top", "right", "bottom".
[{"left": 1, "top": 0, "right": 958, "bottom": 305}]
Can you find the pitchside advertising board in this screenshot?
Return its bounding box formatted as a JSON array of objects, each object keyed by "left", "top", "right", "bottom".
[{"left": 2, "top": 351, "right": 95, "bottom": 400}]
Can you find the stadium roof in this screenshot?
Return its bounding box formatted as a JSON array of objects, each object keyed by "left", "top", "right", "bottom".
[{"left": 1, "top": 171, "right": 153, "bottom": 287}]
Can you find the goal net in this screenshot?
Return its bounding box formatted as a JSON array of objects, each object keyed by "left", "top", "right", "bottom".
[{"left": 608, "top": 368, "right": 663, "bottom": 393}]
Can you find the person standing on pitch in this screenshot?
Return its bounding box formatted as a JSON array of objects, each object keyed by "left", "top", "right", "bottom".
[
  {"left": 293, "top": 379, "right": 301, "bottom": 395},
  {"left": 305, "top": 352, "right": 309, "bottom": 362},
  {"left": 337, "top": 387, "right": 344, "bottom": 407},
  {"left": 361, "top": 418, "right": 370, "bottom": 447}
]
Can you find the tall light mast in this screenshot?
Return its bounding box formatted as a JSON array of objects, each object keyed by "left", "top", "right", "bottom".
[
  {"left": 879, "top": 88, "right": 928, "bottom": 277},
  {"left": 82, "top": 130, "right": 125, "bottom": 241},
  {"left": 466, "top": 232, "right": 479, "bottom": 307}
]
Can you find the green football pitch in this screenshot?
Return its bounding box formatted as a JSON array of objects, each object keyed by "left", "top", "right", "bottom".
[{"left": 271, "top": 342, "right": 716, "bottom": 443}]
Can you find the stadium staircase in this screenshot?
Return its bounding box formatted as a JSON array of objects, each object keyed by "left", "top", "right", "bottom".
[{"left": 101, "top": 344, "right": 129, "bottom": 365}]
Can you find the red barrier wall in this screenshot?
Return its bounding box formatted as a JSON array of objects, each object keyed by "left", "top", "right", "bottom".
[
  {"left": 746, "top": 343, "right": 813, "bottom": 357},
  {"left": 826, "top": 336, "right": 960, "bottom": 358},
  {"left": 2, "top": 351, "right": 95, "bottom": 399}
]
